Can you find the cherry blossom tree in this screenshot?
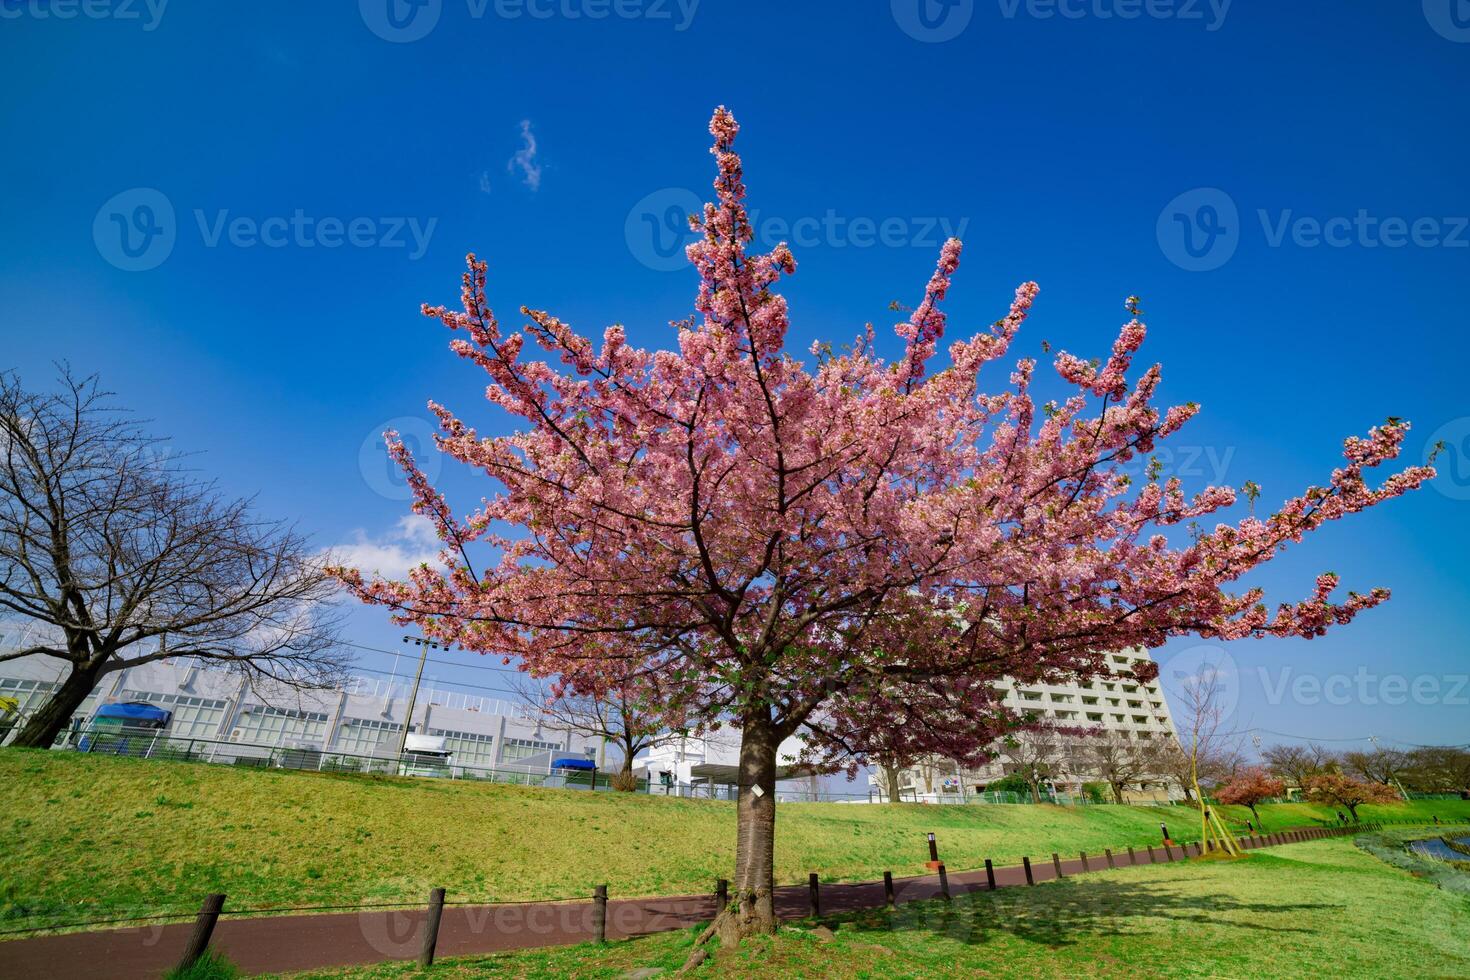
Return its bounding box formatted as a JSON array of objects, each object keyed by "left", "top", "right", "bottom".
[
  {"left": 1305, "top": 772, "right": 1401, "bottom": 821},
  {"left": 1215, "top": 767, "right": 1287, "bottom": 826},
  {"left": 333, "top": 107, "right": 1433, "bottom": 944}
]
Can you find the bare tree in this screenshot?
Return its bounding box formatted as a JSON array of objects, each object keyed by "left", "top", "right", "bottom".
[
  {"left": 515, "top": 675, "right": 677, "bottom": 789},
  {"left": 1081, "top": 731, "right": 1156, "bottom": 803},
  {"left": 1002, "top": 726, "right": 1068, "bottom": 803},
  {"left": 1164, "top": 656, "right": 1243, "bottom": 805},
  {"left": 0, "top": 369, "right": 348, "bottom": 747},
  {"left": 1261, "top": 743, "right": 1339, "bottom": 794},
  {"left": 1402, "top": 747, "right": 1470, "bottom": 794},
  {"left": 1341, "top": 747, "right": 1409, "bottom": 790}
]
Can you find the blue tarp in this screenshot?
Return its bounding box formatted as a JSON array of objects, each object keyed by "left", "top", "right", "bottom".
[
  {"left": 552, "top": 757, "right": 597, "bottom": 771},
  {"left": 93, "top": 702, "right": 172, "bottom": 723}
]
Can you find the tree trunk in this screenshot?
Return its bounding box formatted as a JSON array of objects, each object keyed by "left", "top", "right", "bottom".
[
  {"left": 711, "top": 711, "right": 779, "bottom": 946},
  {"left": 1028, "top": 779, "right": 1041, "bottom": 804},
  {"left": 1347, "top": 802, "right": 1359, "bottom": 821},
  {"left": 884, "top": 766, "right": 903, "bottom": 805},
  {"left": 10, "top": 659, "right": 107, "bottom": 748}
]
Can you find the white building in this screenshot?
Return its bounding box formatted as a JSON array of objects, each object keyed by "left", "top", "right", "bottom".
[
  {"left": 0, "top": 653, "right": 599, "bottom": 776},
  {"left": 637, "top": 729, "right": 825, "bottom": 801},
  {"left": 875, "top": 648, "right": 1183, "bottom": 804}
]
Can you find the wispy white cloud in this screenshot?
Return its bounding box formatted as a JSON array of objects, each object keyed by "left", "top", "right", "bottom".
[
  {"left": 507, "top": 119, "right": 542, "bottom": 191},
  {"left": 327, "top": 515, "right": 441, "bottom": 580}
]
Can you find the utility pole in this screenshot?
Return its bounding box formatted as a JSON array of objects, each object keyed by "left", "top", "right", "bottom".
[{"left": 396, "top": 635, "right": 446, "bottom": 758}]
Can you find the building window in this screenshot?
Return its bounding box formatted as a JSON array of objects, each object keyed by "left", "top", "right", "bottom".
[
  {"left": 0, "top": 678, "right": 56, "bottom": 715},
  {"left": 500, "top": 737, "right": 558, "bottom": 762},
  {"left": 333, "top": 717, "right": 404, "bottom": 756},
  {"left": 233, "top": 706, "right": 328, "bottom": 746},
  {"left": 428, "top": 728, "right": 496, "bottom": 768},
  {"left": 121, "top": 690, "right": 227, "bottom": 738}
]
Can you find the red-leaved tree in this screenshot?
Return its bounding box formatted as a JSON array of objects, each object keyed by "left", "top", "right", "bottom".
[
  {"left": 332, "top": 107, "right": 1433, "bottom": 944},
  {"left": 1305, "top": 772, "right": 1401, "bottom": 821},
  {"left": 1215, "top": 767, "right": 1287, "bottom": 826}
]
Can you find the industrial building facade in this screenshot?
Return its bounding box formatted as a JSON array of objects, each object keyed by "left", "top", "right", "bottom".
[{"left": 0, "top": 653, "right": 599, "bottom": 775}]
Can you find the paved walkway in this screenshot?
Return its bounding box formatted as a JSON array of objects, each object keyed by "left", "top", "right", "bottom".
[{"left": 0, "top": 826, "right": 1354, "bottom": 978}]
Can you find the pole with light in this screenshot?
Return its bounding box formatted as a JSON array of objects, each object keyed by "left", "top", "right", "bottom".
[{"left": 396, "top": 635, "right": 449, "bottom": 759}]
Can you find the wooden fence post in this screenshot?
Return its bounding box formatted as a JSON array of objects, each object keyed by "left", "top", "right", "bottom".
[
  {"left": 1052, "top": 852, "right": 1064, "bottom": 878},
  {"left": 938, "top": 863, "right": 950, "bottom": 901},
  {"left": 1023, "top": 856, "right": 1035, "bottom": 885},
  {"left": 1146, "top": 844, "right": 1156, "bottom": 863},
  {"left": 883, "top": 871, "right": 895, "bottom": 907},
  {"left": 1105, "top": 848, "right": 1115, "bottom": 869},
  {"left": 419, "top": 888, "right": 446, "bottom": 967},
  {"left": 176, "top": 893, "right": 226, "bottom": 973},
  {"left": 1127, "top": 845, "right": 1136, "bottom": 865},
  {"left": 985, "top": 859, "right": 996, "bottom": 891},
  {"left": 809, "top": 873, "right": 820, "bottom": 917},
  {"left": 1080, "top": 851, "right": 1089, "bottom": 872},
  {"left": 593, "top": 885, "right": 608, "bottom": 943}
]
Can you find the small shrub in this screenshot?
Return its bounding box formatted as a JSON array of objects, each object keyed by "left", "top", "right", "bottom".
[
  {"left": 163, "top": 949, "right": 241, "bottom": 980},
  {"left": 609, "top": 770, "right": 640, "bottom": 792}
]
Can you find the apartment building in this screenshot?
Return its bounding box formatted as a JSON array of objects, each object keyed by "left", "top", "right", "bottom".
[{"left": 877, "top": 647, "right": 1184, "bottom": 803}]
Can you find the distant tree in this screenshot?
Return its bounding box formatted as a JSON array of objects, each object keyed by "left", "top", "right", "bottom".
[
  {"left": 1082, "top": 731, "right": 1157, "bottom": 803},
  {"left": 1215, "top": 767, "right": 1287, "bottom": 825},
  {"left": 1402, "top": 747, "right": 1470, "bottom": 794},
  {"left": 1002, "top": 725, "right": 1069, "bottom": 803},
  {"left": 515, "top": 674, "right": 677, "bottom": 789},
  {"left": 1, "top": 369, "right": 347, "bottom": 748},
  {"left": 1304, "top": 772, "right": 1399, "bottom": 821},
  {"left": 1341, "top": 747, "right": 1409, "bottom": 793},
  {"left": 1262, "top": 743, "right": 1339, "bottom": 795}
]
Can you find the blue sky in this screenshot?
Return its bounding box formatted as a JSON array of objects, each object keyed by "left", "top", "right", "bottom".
[{"left": 2, "top": 1, "right": 1467, "bottom": 758}]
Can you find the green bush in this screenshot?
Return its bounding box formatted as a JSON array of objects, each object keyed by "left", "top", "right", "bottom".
[{"left": 163, "top": 949, "right": 240, "bottom": 980}]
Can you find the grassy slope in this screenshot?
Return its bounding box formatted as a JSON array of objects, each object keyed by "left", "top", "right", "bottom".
[
  {"left": 5, "top": 747, "right": 1468, "bottom": 931},
  {"left": 289, "top": 838, "right": 1470, "bottom": 979}
]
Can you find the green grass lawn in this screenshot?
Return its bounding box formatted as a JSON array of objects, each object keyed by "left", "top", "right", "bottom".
[
  {"left": 4, "top": 747, "right": 1468, "bottom": 935},
  {"left": 284, "top": 837, "right": 1470, "bottom": 979}
]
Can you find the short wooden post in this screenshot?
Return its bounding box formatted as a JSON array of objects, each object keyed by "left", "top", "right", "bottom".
[
  {"left": 1052, "top": 852, "right": 1064, "bottom": 878},
  {"left": 177, "top": 893, "right": 226, "bottom": 972},
  {"left": 593, "top": 884, "right": 608, "bottom": 943},
  {"left": 1127, "top": 845, "right": 1136, "bottom": 865},
  {"left": 927, "top": 832, "right": 940, "bottom": 864},
  {"left": 1080, "top": 851, "right": 1089, "bottom": 872},
  {"left": 938, "top": 863, "right": 951, "bottom": 901},
  {"left": 1146, "top": 844, "right": 1156, "bottom": 863},
  {"left": 1164, "top": 842, "right": 1175, "bottom": 862},
  {"left": 1105, "top": 848, "right": 1115, "bottom": 869},
  {"left": 716, "top": 878, "right": 728, "bottom": 908},
  {"left": 883, "top": 871, "right": 895, "bottom": 907},
  {"left": 419, "top": 888, "right": 446, "bottom": 966},
  {"left": 985, "top": 859, "right": 996, "bottom": 891},
  {"left": 1023, "top": 856, "right": 1035, "bottom": 885},
  {"left": 808, "top": 873, "right": 820, "bottom": 917}
]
